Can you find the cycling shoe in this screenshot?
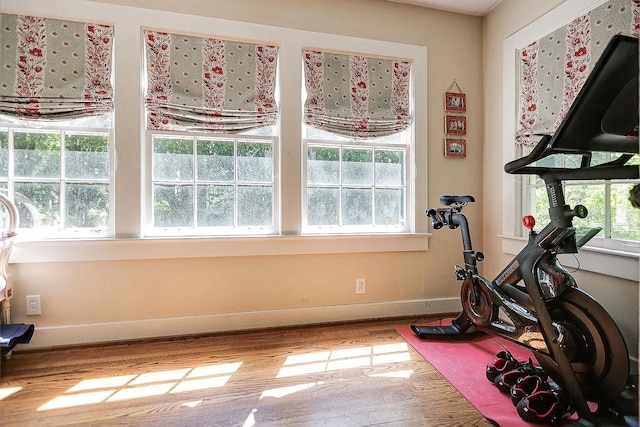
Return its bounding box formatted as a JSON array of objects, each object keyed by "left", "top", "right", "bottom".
[
  {"left": 517, "top": 389, "right": 574, "bottom": 424},
  {"left": 494, "top": 358, "right": 547, "bottom": 393},
  {"left": 486, "top": 350, "right": 520, "bottom": 383},
  {"left": 510, "top": 374, "right": 551, "bottom": 406}
]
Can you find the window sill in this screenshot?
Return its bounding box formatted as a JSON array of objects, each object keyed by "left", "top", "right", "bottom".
[
  {"left": 10, "top": 233, "right": 430, "bottom": 264},
  {"left": 500, "top": 235, "right": 639, "bottom": 282}
]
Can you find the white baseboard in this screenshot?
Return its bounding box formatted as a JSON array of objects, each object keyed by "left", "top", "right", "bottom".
[{"left": 24, "top": 298, "right": 462, "bottom": 349}]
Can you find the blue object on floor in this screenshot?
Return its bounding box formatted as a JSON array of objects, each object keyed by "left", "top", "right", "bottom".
[{"left": 1, "top": 323, "right": 35, "bottom": 357}]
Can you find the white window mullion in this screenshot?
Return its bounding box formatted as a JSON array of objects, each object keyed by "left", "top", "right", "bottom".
[
  {"left": 278, "top": 42, "right": 303, "bottom": 235},
  {"left": 604, "top": 181, "right": 612, "bottom": 239},
  {"left": 339, "top": 145, "right": 344, "bottom": 227},
  {"left": 234, "top": 138, "right": 239, "bottom": 229},
  {"left": 371, "top": 150, "right": 376, "bottom": 227},
  {"left": 113, "top": 21, "right": 143, "bottom": 238},
  {"left": 192, "top": 136, "right": 198, "bottom": 230},
  {"left": 59, "top": 131, "right": 67, "bottom": 231},
  {"left": 7, "top": 128, "right": 15, "bottom": 199}
]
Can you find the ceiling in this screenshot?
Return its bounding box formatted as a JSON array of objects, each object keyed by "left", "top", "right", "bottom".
[{"left": 388, "top": 0, "right": 502, "bottom": 16}]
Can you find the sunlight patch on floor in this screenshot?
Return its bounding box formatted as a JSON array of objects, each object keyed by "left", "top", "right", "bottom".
[
  {"left": 28, "top": 339, "right": 412, "bottom": 415},
  {"left": 0, "top": 386, "right": 22, "bottom": 401},
  {"left": 260, "top": 381, "right": 320, "bottom": 399},
  {"left": 368, "top": 370, "right": 413, "bottom": 379},
  {"left": 68, "top": 375, "right": 137, "bottom": 392},
  {"left": 242, "top": 408, "right": 258, "bottom": 427},
  {"left": 36, "top": 361, "right": 242, "bottom": 411},
  {"left": 39, "top": 390, "right": 117, "bottom": 411},
  {"left": 181, "top": 399, "right": 203, "bottom": 408},
  {"left": 277, "top": 342, "right": 411, "bottom": 378}
]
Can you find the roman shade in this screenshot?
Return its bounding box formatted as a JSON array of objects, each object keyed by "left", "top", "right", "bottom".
[
  {"left": 515, "top": 0, "right": 639, "bottom": 146},
  {"left": 0, "top": 13, "right": 113, "bottom": 122},
  {"left": 303, "top": 49, "right": 412, "bottom": 138},
  {"left": 144, "top": 31, "right": 278, "bottom": 133}
]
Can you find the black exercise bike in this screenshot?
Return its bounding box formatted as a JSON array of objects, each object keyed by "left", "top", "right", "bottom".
[{"left": 411, "top": 35, "right": 639, "bottom": 425}]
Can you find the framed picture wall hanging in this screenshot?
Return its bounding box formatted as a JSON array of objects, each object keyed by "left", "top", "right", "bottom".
[{"left": 443, "top": 80, "right": 467, "bottom": 158}]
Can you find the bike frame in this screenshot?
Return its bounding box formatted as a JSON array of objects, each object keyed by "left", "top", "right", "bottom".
[{"left": 428, "top": 176, "right": 622, "bottom": 421}]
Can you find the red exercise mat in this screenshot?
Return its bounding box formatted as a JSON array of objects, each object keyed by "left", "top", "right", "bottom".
[{"left": 396, "top": 320, "right": 548, "bottom": 426}]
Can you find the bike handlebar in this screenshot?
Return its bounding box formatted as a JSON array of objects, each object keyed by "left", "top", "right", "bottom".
[
  {"left": 504, "top": 135, "right": 552, "bottom": 174},
  {"left": 426, "top": 209, "right": 443, "bottom": 229}
]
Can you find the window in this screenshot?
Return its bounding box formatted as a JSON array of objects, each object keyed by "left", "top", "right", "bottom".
[
  {"left": 0, "top": 126, "right": 111, "bottom": 237},
  {"left": 148, "top": 134, "right": 275, "bottom": 235},
  {"left": 0, "top": 13, "right": 114, "bottom": 238},
  {"left": 143, "top": 30, "right": 279, "bottom": 237},
  {"left": 304, "top": 130, "right": 409, "bottom": 233},
  {"left": 302, "top": 50, "right": 413, "bottom": 234}
]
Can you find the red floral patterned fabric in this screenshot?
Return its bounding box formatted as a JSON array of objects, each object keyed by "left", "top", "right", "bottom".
[
  {"left": 0, "top": 13, "right": 113, "bottom": 121},
  {"left": 515, "top": 0, "right": 639, "bottom": 146},
  {"left": 144, "top": 31, "right": 278, "bottom": 133},
  {"left": 303, "top": 50, "right": 412, "bottom": 138}
]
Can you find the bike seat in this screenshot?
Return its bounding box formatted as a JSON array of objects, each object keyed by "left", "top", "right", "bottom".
[{"left": 440, "top": 195, "right": 475, "bottom": 206}]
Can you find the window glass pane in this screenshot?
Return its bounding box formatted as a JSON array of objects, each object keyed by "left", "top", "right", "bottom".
[
  {"left": 15, "top": 182, "right": 60, "bottom": 229},
  {"left": 65, "top": 133, "right": 109, "bottom": 179},
  {"left": 14, "top": 131, "right": 61, "bottom": 178},
  {"left": 308, "top": 146, "right": 339, "bottom": 185},
  {"left": 197, "top": 139, "right": 234, "bottom": 181},
  {"left": 342, "top": 188, "right": 372, "bottom": 225},
  {"left": 564, "top": 184, "right": 605, "bottom": 231},
  {"left": 237, "top": 141, "right": 272, "bottom": 183},
  {"left": 611, "top": 183, "right": 640, "bottom": 241},
  {"left": 530, "top": 185, "right": 549, "bottom": 224},
  {"left": 153, "top": 184, "right": 193, "bottom": 227},
  {"left": 237, "top": 185, "right": 272, "bottom": 226},
  {"left": 150, "top": 134, "right": 276, "bottom": 235},
  {"left": 307, "top": 188, "right": 339, "bottom": 226},
  {"left": 0, "top": 130, "right": 7, "bottom": 178},
  {"left": 375, "top": 188, "right": 403, "bottom": 225},
  {"left": 154, "top": 137, "right": 193, "bottom": 181},
  {"left": 343, "top": 148, "right": 372, "bottom": 185},
  {"left": 65, "top": 183, "right": 109, "bottom": 228},
  {"left": 305, "top": 140, "right": 408, "bottom": 231},
  {"left": 591, "top": 152, "right": 608, "bottom": 166},
  {"left": 375, "top": 150, "right": 403, "bottom": 186},
  {"left": 197, "top": 184, "right": 234, "bottom": 227},
  {"left": 525, "top": 184, "right": 602, "bottom": 231},
  {"left": 563, "top": 154, "right": 583, "bottom": 169}
]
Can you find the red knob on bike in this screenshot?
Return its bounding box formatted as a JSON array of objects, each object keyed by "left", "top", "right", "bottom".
[{"left": 522, "top": 215, "right": 536, "bottom": 229}]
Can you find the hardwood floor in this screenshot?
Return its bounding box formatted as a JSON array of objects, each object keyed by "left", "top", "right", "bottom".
[{"left": 0, "top": 317, "right": 494, "bottom": 426}]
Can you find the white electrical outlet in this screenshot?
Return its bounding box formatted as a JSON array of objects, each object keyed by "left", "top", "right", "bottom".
[
  {"left": 356, "top": 278, "right": 366, "bottom": 294},
  {"left": 26, "top": 295, "right": 41, "bottom": 315}
]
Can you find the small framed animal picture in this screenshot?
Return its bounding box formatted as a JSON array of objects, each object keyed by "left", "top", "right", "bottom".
[
  {"left": 445, "top": 138, "right": 466, "bottom": 158},
  {"left": 445, "top": 115, "right": 466, "bottom": 135},
  {"left": 444, "top": 92, "right": 466, "bottom": 112}
]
